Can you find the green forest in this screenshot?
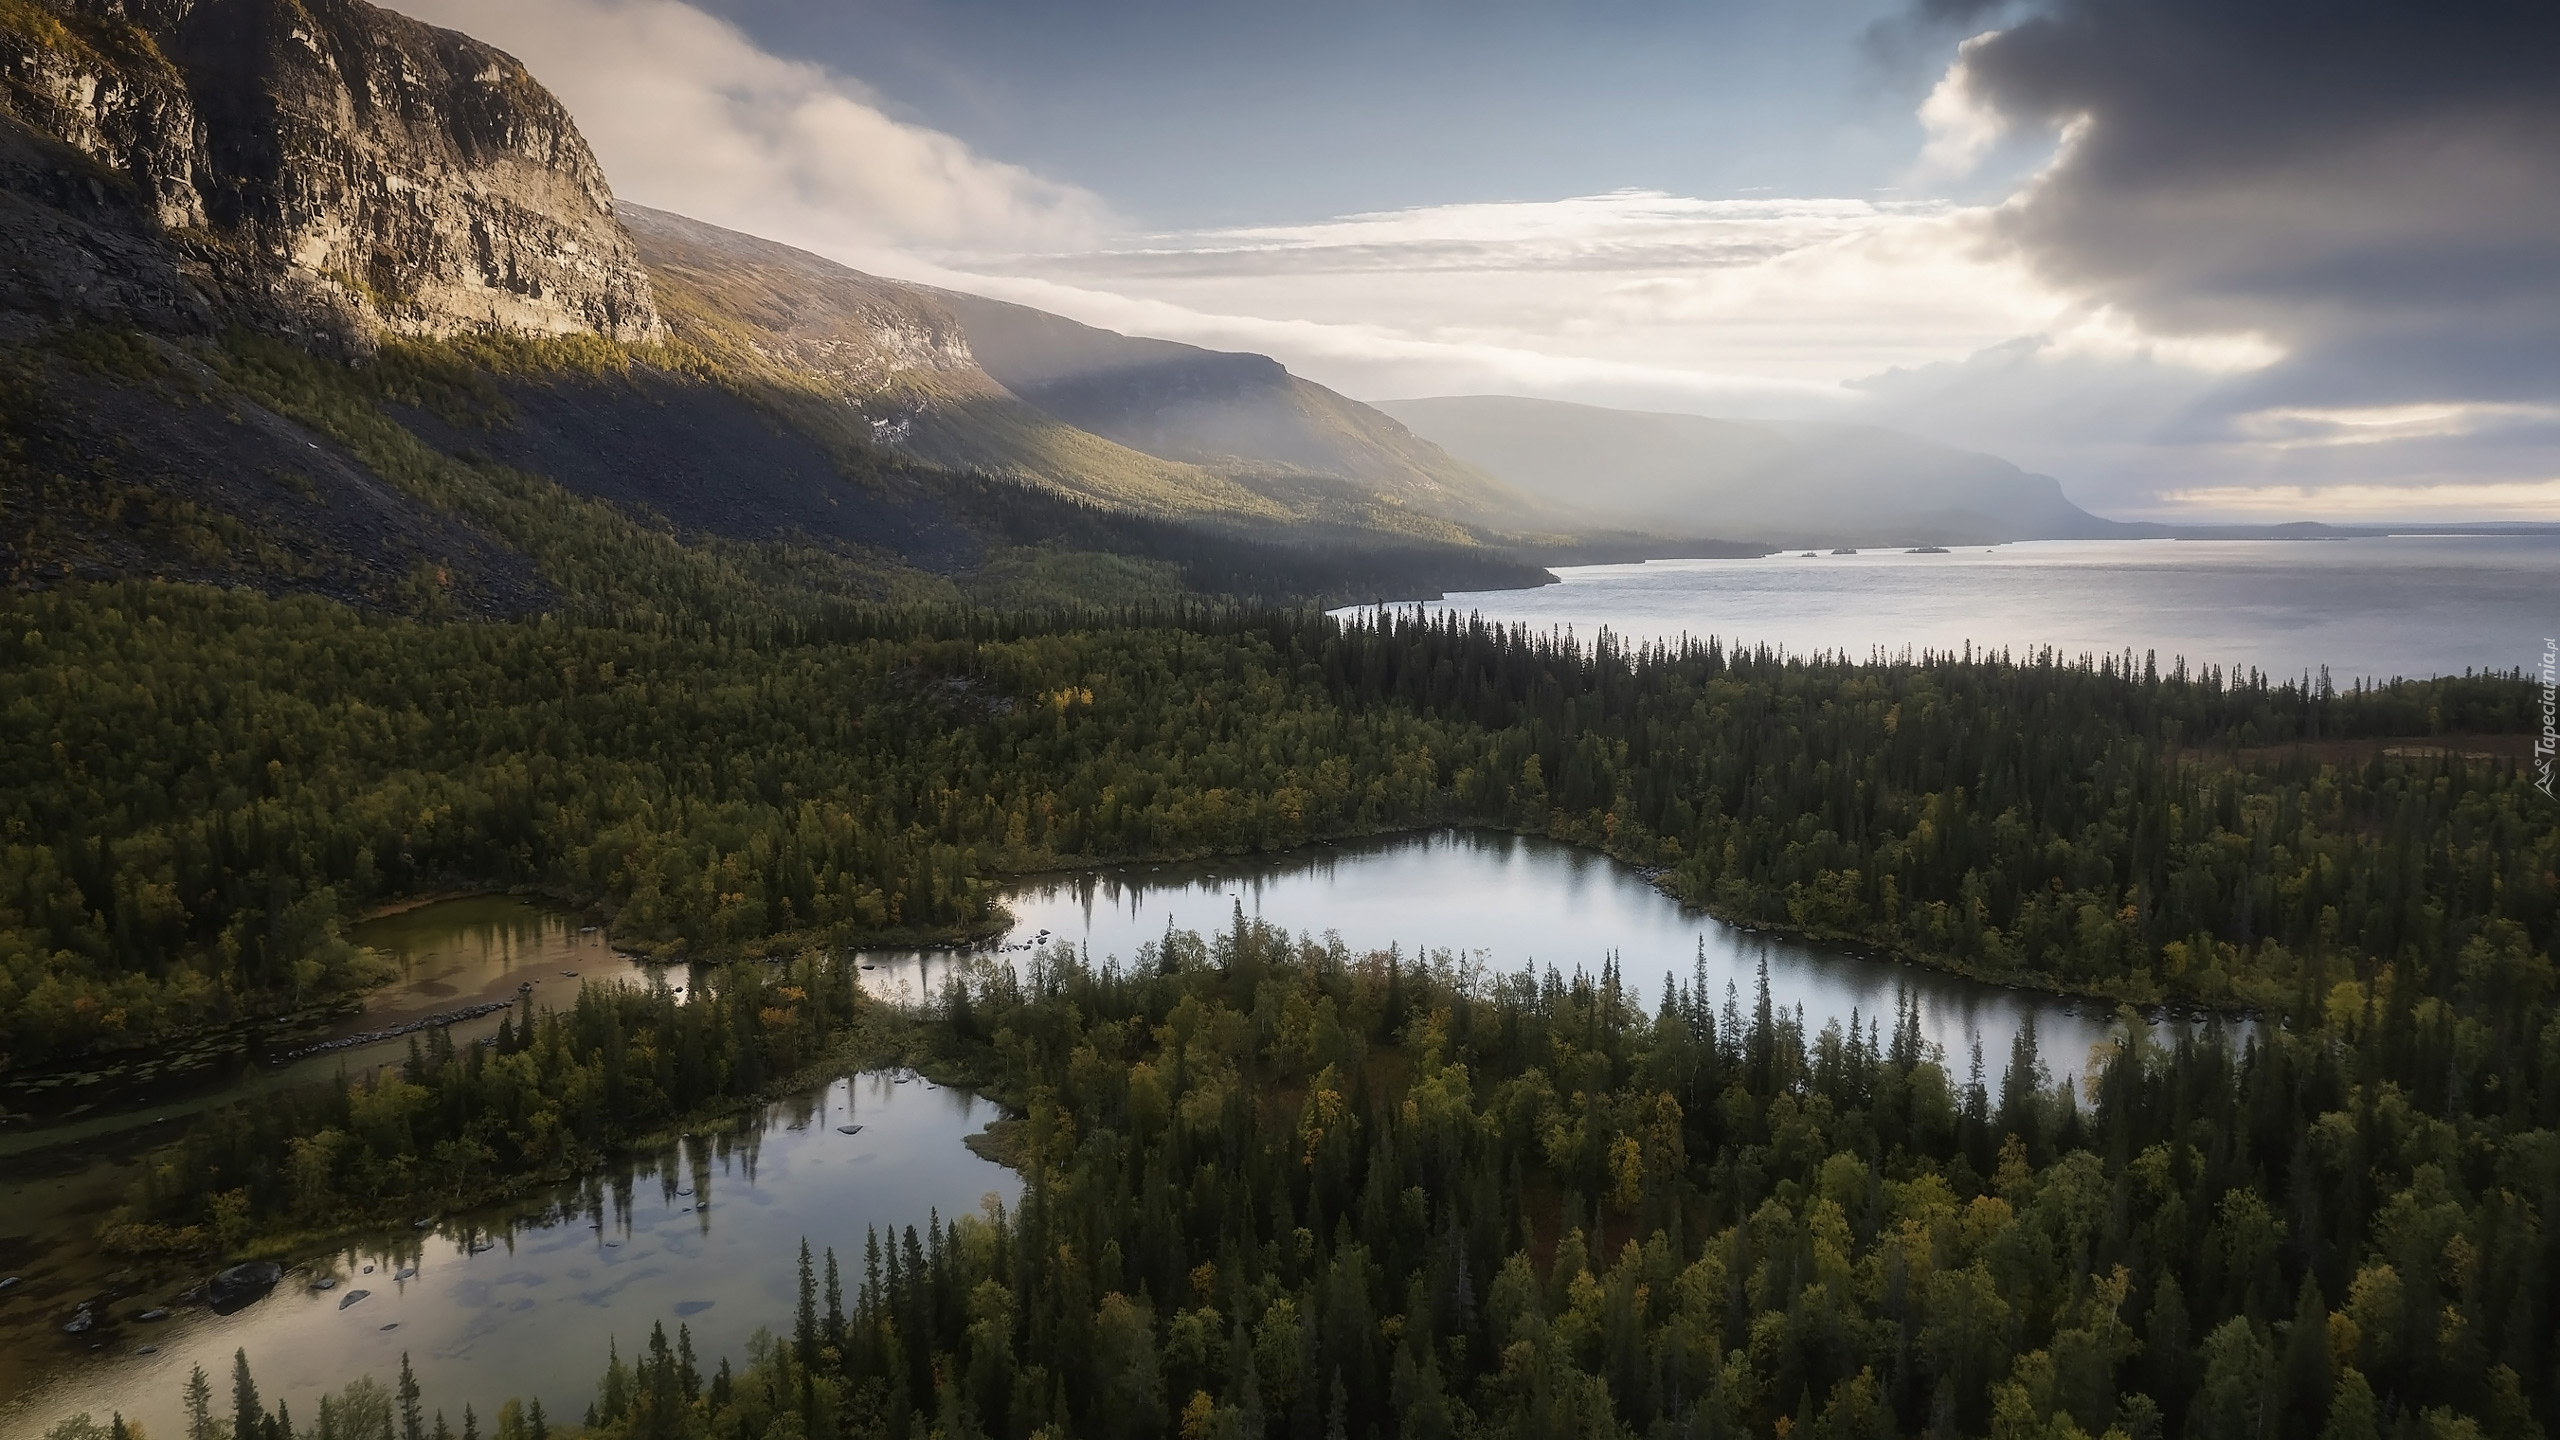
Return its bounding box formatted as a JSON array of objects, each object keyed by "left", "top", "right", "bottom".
[
  {"left": 8, "top": 572, "right": 2554, "bottom": 1440},
  {"left": 106, "top": 954, "right": 868, "bottom": 1254},
  {"left": 103, "top": 903, "right": 2560, "bottom": 1440},
  {"left": 2, "top": 585, "right": 2546, "bottom": 1073}
]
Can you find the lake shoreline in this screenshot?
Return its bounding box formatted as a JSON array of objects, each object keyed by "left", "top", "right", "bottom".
[
  {"left": 974, "top": 821, "right": 2272, "bottom": 1024},
  {"left": 0, "top": 1005, "right": 971, "bottom": 1422},
  {"left": 1, "top": 1063, "right": 1018, "bottom": 1440},
  {"left": 4, "top": 807, "right": 2270, "bottom": 1160},
  {"left": 4, "top": 821, "right": 2272, "bottom": 1434}
]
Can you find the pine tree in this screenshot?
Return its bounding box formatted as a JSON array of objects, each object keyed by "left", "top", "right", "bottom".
[
  {"left": 397, "top": 1354, "right": 425, "bottom": 1440},
  {"left": 796, "top": 1238, "right": 819, "bottom": 1374},
  {"left": 823, "top": 1247, "right": 846, "bottom": 1359},
  {"left": 183, "top": 1364, "right": 215, "bottom": 1440},
  {"left": 230, "top": 1350, "right": 261, "bottom": 1440}
]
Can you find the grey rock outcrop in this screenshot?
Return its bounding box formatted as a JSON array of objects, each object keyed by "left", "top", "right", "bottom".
[
  {"left": 0, "top": 0, "right": 661, "bottom": 346},
  {"left": 207, "top": 1259, "right": 282, "bottom": 1312}
]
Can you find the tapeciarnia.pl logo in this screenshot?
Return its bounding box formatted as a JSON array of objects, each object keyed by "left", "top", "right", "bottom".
[{"left": 2539, "top": 636, "right": 2557, "bottom": 799}]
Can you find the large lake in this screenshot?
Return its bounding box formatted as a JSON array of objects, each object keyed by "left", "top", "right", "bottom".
[
  {"left": 1399, "top": 536, "right": 2560, "bottom": 683},
  {"left": 6, "top": 832, "right": 2176, "bottom": 1439}
]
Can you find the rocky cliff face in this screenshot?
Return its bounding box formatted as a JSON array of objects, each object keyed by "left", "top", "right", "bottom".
[{"left": 0, "top": 0, "right": 660, "bottom": 345}]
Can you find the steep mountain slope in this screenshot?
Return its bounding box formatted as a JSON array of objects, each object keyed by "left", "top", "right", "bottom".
[
  {"left": 1379, "top": 395, "right": 2118, "bottom": 547},
  {"left": 616, "top": 205, "right": 1290, "bottom": 526},
  {"left": 931, "top": 289, "right": 1545, "bottom": 531},
  {"left": 0, "top": 0, "right": 1549, "bottom": 606},
  {"left": 621, "top": 208, "right": 1541, "bottom": 546}
]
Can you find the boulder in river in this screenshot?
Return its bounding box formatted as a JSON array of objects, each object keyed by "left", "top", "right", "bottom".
[
  {"left": 64, "top": 1306, "right": 96, "bottom": 1334},
  {"left": 338, "top": 1289, "right": 371, "bottom": 1310},
  {"left": 208, "top": 1261, "right": 283, "bottom": 1313}
]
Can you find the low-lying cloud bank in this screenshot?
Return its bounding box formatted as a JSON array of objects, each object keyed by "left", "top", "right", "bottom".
[{"left": 391, "top": 0, "right": 2559, "bottom": 523}]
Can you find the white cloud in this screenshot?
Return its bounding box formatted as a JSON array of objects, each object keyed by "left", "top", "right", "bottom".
[
  {"left": 1913, "top": 33, "right": 2009, "bottom": 181},
  {"left": 2151, "top": 480, "right": 2560, "bottom": 521},
  {"left": 2231, "top": 402, "right": 2560, "bottom": 448},
  {"left": 964, "top": 191, "right": 2109, "bottom": 396},
  {"left": 939, "top": 188, "right": 2281, "bottom": 452},
  {"left": 390, "top": 0, "right": 1109, "bottom": 265}
]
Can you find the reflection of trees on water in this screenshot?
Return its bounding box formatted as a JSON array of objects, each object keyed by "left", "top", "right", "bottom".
[
  {"left": 302, "top": 1068, "right": 958, "bottom": 1269},
  {"left": 383, "top": 1108, "right": 778, "bottom": 1252}
]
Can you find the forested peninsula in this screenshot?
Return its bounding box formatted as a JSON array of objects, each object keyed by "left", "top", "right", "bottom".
[{"left": 155, "top": 904, "right": 2560, "bottom": 1440}]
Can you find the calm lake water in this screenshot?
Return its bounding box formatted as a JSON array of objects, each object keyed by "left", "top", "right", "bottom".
[
  {"left": 864, "top": 830, "right": 2139, "bottom": 1086},
  {"left": 0, "top": 902, "right": 651, "bottom": 1429},
  {"left": 8, "top": 833, "right": 2174, "bottom": 1439},
  {"left": 0, "top": 898, "right": 648, "bottom": 1160},
  {"left": 1, "top": 1075, "right": 1014, "bottom": 1440},
  {"left": 1399, "top": 536, "right": 2560, "bottom": 683}
]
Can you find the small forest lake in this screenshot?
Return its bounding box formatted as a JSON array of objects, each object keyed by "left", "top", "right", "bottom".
[
  {"left": 3, "top": 1076, "right": 1014, "bottom": 1440},
  {"left": 867, "top": 830, "right": 2145, "bottom": 1082},
  {"left": 5, "top": 830, "right": 2191, "bottom": 1438}
]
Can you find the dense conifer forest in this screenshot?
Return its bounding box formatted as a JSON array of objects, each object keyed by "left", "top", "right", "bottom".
[
  {"left": 2, "top": 587, "right": 2545, "bottom": 1073},
  {"left": 142, "top": 905, "right": 2560, "bottom": 1440},
  {"left": 9, "top": 571, "right": 2552, "bottom": 1440}
]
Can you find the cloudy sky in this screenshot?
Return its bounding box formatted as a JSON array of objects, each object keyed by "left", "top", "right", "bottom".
[{"left": 400, "top": 0, "right": 2560, "bottom": 523}]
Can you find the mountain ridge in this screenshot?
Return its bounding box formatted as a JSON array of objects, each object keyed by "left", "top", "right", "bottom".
[
  {"left": 925, "top": 287, "right": 1547, "bottom": 532},
  {"left": 1377, "top": 393, "right": 2118, "bottom": 547}
]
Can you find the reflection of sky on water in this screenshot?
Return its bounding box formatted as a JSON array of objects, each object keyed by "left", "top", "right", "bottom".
[
  {"left": 13, "top": 833, "right": 2256, "bottom": 1438},
  {"left": 4, "top": 1075, "right": 1014, "bottom": 1440},
  {"left": 1392, "top": 536, "right": 2560, "bottom": 685},
  {"left": 0, "top": 902, "right": 653, "bottom": 1160},
  {"left": 861, "top": 830, "right": 2224, "bottom": 1089}
]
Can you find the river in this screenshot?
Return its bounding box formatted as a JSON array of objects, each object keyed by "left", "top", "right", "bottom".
[{"left": 2, "top": 831, "right": 2181, "bottom": 1439}]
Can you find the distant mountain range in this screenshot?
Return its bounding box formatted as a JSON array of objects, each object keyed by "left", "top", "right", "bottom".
[{"left": 1375, "top": 396, "right": 2116, "bottom": 548}]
